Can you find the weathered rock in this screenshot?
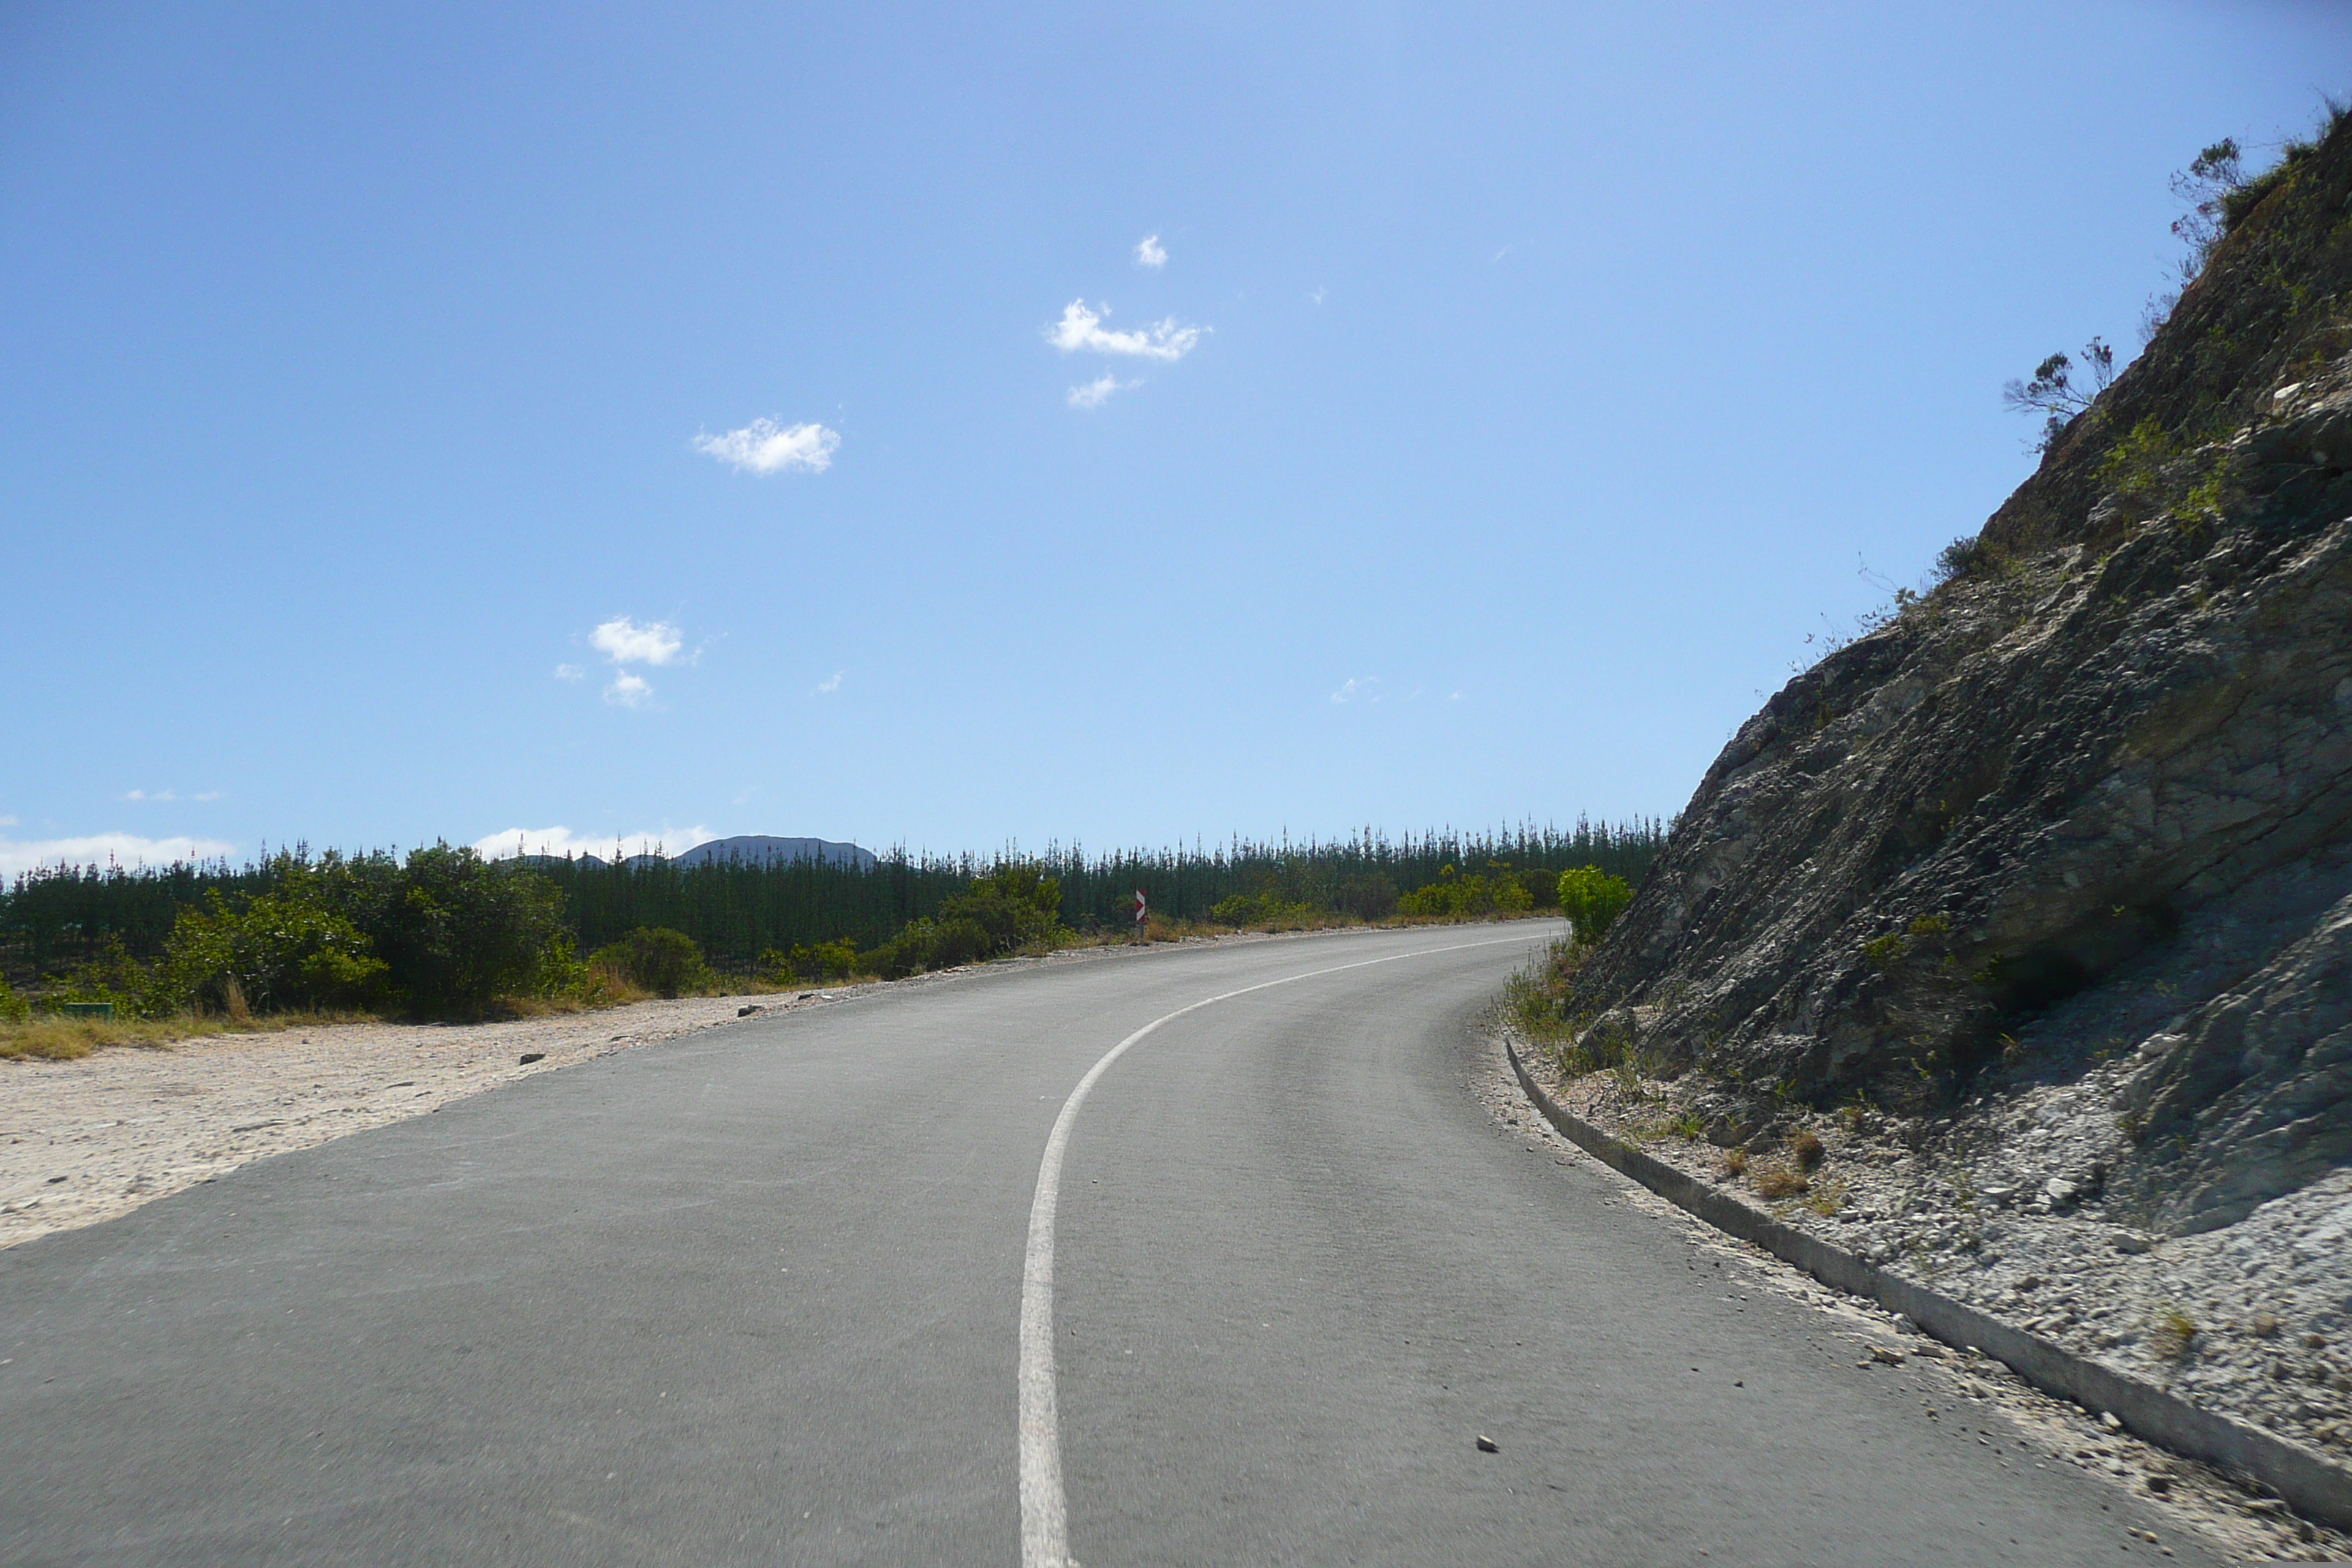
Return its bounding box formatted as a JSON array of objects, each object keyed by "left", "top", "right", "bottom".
[{"left": 1561, "top": 113, "right": 2352, "bottom": 1249}]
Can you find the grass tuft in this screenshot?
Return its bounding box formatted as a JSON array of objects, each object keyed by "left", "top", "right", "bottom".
[
  {"left": 0, "top": 1009, "right": 379, "bottom": 1062},
  {"left": 2152, "top": 1305, "right": 2199, "bottom": 1362}
]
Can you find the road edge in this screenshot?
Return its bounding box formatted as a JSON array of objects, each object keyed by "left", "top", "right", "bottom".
[{"left": 1499, "top": 1028, "right": 2352, "bottom": 1531}]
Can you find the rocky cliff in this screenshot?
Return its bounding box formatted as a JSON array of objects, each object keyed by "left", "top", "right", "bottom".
[{"left": 1566, "top": 110, "right": 2352, "bottom": 1243}]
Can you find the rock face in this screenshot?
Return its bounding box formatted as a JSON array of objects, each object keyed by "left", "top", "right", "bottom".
[{"left": 1568, "top": 113, "right": 2352, "bottom": 1237}]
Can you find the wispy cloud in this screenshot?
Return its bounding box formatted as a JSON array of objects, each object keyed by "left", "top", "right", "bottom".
[
  {"left": 1067, "top": 373, "right": 1139, "bottom": 410},
  {"left": 693, "top": 418, "right": 840, "bottom": 475},
  {"left": 194, "top": 791, "right": 222, "bottom": 802},
  {"left": 0, "top": 816, "right": 15, "bottom": 827},
  {"left": 590, "top": 617, "right": 682, "bottom": 667},
  {"left": 1330, "top": 677, "right": 1382, "bottom": 704},
  {"left": 124, "top": 788, "right": 177, "bottom": 802},
  {"left": 1135, "top": 233, "right": 1167, "bottom": 268},
  {"left": 554, "top": 663, "right": 584, "bottom": 681},
  {"left": 1047, "top": 300, "right": 1202, "bottom": 361},
  {"left": 606, "top": 671, "right": 653, "bottom": 708},
  {"left": 472, "top": 825, "right": 717, "bottom": 862},
  {"left": 813, "top": 670, "right": 843, "bottom": 695},
  {"left": 1310, "top": 285, "right": 1326, "bottom": 305},
  {"left": 0, "top": 832, "right": 236, "bottom": 879}
]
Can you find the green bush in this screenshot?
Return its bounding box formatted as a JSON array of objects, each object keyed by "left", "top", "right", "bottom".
[
  {"left": 1556, "top": 865, "right": 1634, "bottom": 947},
  {"left": 1399, "top": 864, "right": 1535, "bottom": 918},
  {"left": 152, "top": 881, "right": 388, "bottom": 1015},
  {"left": 782, "top": 938, "right": 863, "bottom": 982},
  {"left": 864, "top": 862, "right": 1068, "bottom": 980},
  {"left": 372, "top": 845, "right": 569, "bottom": 1014},
  {"left": 0, "top": 977, "right": 29, "bottom": 1023},
  {"left": 589, "top": 927, "right": 714, "bottom": 998},
  {"left": 1335, "top": 872, "right": 1400, "bottom": 919},
  {"left": 1208, "top": 889, "right": 1316, "bottom": 927}
]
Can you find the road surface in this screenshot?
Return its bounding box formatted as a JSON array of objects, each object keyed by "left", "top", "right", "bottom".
[{"left": 0, "top": 924, "right": 2209, "bottom": 1564}]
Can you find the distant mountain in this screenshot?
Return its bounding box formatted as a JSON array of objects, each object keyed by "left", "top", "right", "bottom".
[{"left": 670, "top": 836, "right": 877, "bottom": 871}]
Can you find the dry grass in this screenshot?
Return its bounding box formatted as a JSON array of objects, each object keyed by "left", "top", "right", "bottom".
[
  {"left": 1754, "top": 1162, "right": 1812, "bottom": 1199},
  {"left": 1802, "top": 1177, "right": 1851, "bottom": 1216},
  {"left": 0, "top": 1009, "right": 378, "bottom": 1063},
  {"left": 1791, "top": 1128, "right": 1825, "bottom": 1171},
  {"left": 1716, "top": 1147, "right": 1750, "bottom": 1180},
  {"left": 2152, "top": 1305, "right": 2201, "bottom": 1362}
]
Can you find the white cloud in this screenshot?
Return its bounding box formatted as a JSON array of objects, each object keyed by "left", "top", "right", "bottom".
[
  {"left": 605, "top": 671, "right": 653, "bottom": 708},
  {"left": 0, "top": 815, "right": 15, "bottom": 827},
  {"left": 1310, "top": 285, "right": 1326, "bottom": 305},
  {"left": 1068, "top": 373, "right": 1139, "bottom": 410},
  {"left": 1046, "top": 300, "right": 1202, "bottom": 362},
  {"left": 1330, "top": 677, "right": 1382, "bottom": 704},
  {"left": 124, "top": 788, "right": 178, "bottom": 802},
  {"left": 473, "top": 825, "right": 717, "bottom": 862},
  {"left": 693, "top": 418, "right": 840, "bottom": 475},
  {"left": 1135, "top": 233, "right": 1167, "bottom": 268},
  {"left": 554, "top": 663, "right": 584, "bottom": 681},
  {"left": 589, "top": 617, "right": 682, "bottom": 667},
  {"left": 813, "top": 670, "right": 843, "bottom": 694},
  {"left": 0, "top": 832, "right": 236, "bottom": 879}
]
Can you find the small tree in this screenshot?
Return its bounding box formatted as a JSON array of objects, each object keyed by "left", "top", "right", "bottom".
[{"left": 2002, "top": 338, "right": 2116, "bottom": 451}]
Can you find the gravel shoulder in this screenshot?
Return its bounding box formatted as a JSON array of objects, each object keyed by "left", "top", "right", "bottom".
[
  {"left": 0, "top": 989, "right": 853, "bottom": 1251},
  {"left": 1485, "top": 1024, "right": 2352, "bottom": 1561}
]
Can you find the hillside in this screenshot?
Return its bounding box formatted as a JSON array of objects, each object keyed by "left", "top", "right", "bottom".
[{"left": 1534, "top": 110, "right": 2352, "bottom": 1462}]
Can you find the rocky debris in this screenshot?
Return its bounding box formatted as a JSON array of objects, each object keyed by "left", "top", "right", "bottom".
[
  {"left": 1507, "top": 1029, "right": 2352, "bottom": 1471},
  {"left": 1473, "top": 1031, "right": 2352, "bottom": 1564}
]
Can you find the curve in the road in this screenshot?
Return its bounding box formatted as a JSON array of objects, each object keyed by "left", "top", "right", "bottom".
[{"left": 1016, "top": 935, "right": 1537, "bottom": 1568}]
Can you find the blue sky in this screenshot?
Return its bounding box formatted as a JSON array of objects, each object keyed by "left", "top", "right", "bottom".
[{"left": 4, "top": 2, "right": 2345, "bottom": 873}]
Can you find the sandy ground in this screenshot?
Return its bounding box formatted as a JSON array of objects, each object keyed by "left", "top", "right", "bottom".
[{"left": 0, "top": 989, "right": 851, "bottom": 1251}]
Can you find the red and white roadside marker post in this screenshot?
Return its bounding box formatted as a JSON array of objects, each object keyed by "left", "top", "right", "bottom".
[{"left": 1133, "top": 889, "right": 1147, "bottom": 939}]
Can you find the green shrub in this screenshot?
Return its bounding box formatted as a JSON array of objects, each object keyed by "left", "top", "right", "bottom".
[
  {"left": 1335, "top": 872, "right": 1400, "bottom": 919},
  {"left": 589, "top": 927, "right": 714, "bottom": 998},
  {"left": 1401, "top": 864, "right": 1536, "bottom": 918},
  {"left": 1861, "top": 932, "right": 1910, "bottom": 970},
  {"left": 862, "top": 862, "right": 1071, "bottom": 981},
  {"left": 785, "top": 938, "right": 863, "bottom": 982},
  {"left": 372, "top": 845, "right": 569, "bottom": 1014},
  {"left": 0, "top": 977, "right": 28, "bottom": 1023},
  {"left": 151, "top": 875, "right": 388, "bottom": 1016},
  {"left": 1556, "top": 865, "right": 1634, "bottom": 947},
  {"left": 1209, "top": 889, "right": 1316, "bottom": 927},
  {"left": 2092, "top": 417, "right": 2185, "bottom": 510}
]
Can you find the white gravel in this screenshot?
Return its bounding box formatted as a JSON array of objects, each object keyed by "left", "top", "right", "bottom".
[
  {"left": 0, "top": 990, "right": 845, "bottom": 1251},
  {"left": 1477, "top": 1029, "right": 2352, "bottom": 1564}
]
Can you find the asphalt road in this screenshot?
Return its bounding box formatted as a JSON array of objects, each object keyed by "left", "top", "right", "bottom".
[{"left": 0, "top": 924, "right": 2213, "bottom": 1566}]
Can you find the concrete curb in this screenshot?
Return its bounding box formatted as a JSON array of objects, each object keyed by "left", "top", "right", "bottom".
[{"left": 1502, "top": 1033, "right": 2352, "bottom": 1531}]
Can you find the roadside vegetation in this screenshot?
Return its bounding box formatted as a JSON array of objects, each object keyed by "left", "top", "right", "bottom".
[{"left": 1, "top": 823, "right": 1663, "bottom": 1058}]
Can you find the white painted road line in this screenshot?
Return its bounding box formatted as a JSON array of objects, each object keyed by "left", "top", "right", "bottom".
[{"left": 1016, "top": 932, "right": 1554, "bottom": 1568}]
